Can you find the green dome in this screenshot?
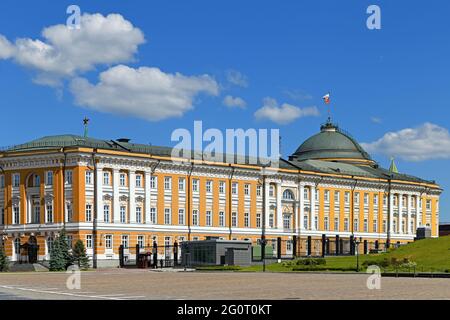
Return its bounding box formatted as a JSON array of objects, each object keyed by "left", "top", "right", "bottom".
[{"left": 290, "top": 122, "right": 373, "bottom": 163}]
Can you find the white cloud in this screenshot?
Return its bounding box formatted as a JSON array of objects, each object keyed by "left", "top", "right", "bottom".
[
  {"left": 371, "top": 116, "right": 382, "bottom": 124},
  {"left": 222, "top": 95, "right": 246, "bottom": 109},
  {"left": 254, "top": 97, "right": 319, "bottom": 125},
  {"left": 361, "top": 123, "right": 450, "bottom": 161},
  {"left": 0, "top": 13, "right": 145, "bottom": 85},
  {"left": 283, "top": 89, "right": 313, "bottom": 101},
  {"left": 70, "top": 65, "right": 219, "bottom": 121},
  {"left": 226, "top": 69, "right": 248, "bottom": 87},
  {"left": 0, "top": 35, "right": 15, "bottom": 59}
]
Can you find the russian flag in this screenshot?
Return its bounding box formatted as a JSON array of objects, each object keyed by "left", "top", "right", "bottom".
[{"left": 322, "top": 93, "right": 330, "bottom": 104}]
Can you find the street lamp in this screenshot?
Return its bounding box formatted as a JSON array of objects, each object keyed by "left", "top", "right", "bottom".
[{"left": 354, "top": 237, "right": 362, "bottom": 272}]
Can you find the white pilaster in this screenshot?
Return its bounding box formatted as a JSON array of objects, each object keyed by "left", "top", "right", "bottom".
[
  {"left": 264, "top": 181, "right": 270, "bottom": 228},
  {"left": 96, "top": 167, "right": 104, "bottom": 222},
  {"left": 299, "top": 184, "right": 305, "bottom": 230},
  {"left": 310, "top": 185, "right": 316, "bottom": 230},
  {"left": 145, "top": 170, "right": 151, "bottom": 224},
  {"left": 389, "top": 193, "right": 394, "bottom": 234},
  {"left": 398, "top": 193, "right": 404, "bottom": 234},
  {"left": 113, "top": 169, "right": 120, "bottom": 223},
  {"left": 416, "top": 195, "right": 421, "bottom": 228},
  {"left": 276, "top": 183, "right": 283, "bottom": 230},
  {"left": 129, "top": 170, "right": 136, "bottom": 223},
  {"left": 407, "top": 194, "right": 412, "bottom": 234}
]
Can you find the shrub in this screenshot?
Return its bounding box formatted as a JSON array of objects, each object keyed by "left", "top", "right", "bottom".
[{"left": 0, "top": 246, "right": 8, "bottom": 272}]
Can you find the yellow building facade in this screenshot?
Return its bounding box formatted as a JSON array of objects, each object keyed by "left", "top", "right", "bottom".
[{"left": 0, "top": 122, "right": 442, "bottom": 267}]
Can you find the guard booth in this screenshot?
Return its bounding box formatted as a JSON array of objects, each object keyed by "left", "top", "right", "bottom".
[{"left": 181, "top": 239, "right": 252, "bottom": 267}]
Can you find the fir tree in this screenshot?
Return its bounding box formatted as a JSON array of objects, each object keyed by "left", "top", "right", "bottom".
[
  {"left": 72, "top": 239, "right": 90, "bottom": 270},
  {"left": 0, "top": 245, "right": 8, "bottom": 272},
  {"left": 49, "top": 228, "right": 73, "bottom": 271}
]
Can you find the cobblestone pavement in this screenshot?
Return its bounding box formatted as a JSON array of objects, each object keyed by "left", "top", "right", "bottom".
[{"left": 0, "top": 269, "right": 449, "bottom": 300}]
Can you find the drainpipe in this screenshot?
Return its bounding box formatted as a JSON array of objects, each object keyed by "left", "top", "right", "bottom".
[{"left": 187, "top": 163, "right": 194, "bottom": 241}]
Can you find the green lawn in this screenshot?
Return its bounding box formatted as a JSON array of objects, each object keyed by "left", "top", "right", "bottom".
[{"left": 239, "top": 236, "right": 450, "bottom": 273}]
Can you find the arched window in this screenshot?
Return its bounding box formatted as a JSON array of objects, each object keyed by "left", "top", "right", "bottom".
[{"left": 283, "top": 189, "right": 295, "bottom": 200}]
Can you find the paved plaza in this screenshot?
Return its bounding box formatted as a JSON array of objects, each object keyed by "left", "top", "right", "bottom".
[{"left": 0, "top": 269, "right": 448, "bottom": 300}]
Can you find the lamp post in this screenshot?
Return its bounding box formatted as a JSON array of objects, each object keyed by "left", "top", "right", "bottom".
[{"left": 354, "top": 237, "right": 362, "bottom": 272}]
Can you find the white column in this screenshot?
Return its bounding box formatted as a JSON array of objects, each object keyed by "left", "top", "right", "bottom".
[
  {"left": 129, "top": 170, "right": 136, "bottom": 223},
  {"left": 145, "top": 170, "right": 151, "bottom": 224},
  {"left": 398, "top": 193, "right": 404, "bottom": 234},
  {"left": 310, "top": 185, "right": 316, "bottom": 230},
  {"left": 389, "top": 193, "right": 394, "bottom": 234},
  {"left": 276, "top": 183, "right": 283, "bottom": 230},
  {"left": 407, "top": 194, "right": 412, "bottom": 234},
  {"left": 96, "top": 167, "right": 104, "bottom": 222},
  {"left": 113, "top": 169, "right": 120, "bottom": 223},
  {"left": 299, "top": 184, "right": 305, "bottom": 230},
  {"left": 416, "top": 195, "right": 421, "bottom": 228},
  {"left": 264, "top": 181, "right": 270, "bottom": 228}
]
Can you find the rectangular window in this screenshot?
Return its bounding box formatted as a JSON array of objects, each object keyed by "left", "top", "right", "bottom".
[
  {"left": 283, "top": 214, "right": 291, "bottom": 229},
  {"left": 136, "top": 175, "right": 142, "bottom": 188},
  {"left": 304, "top": 215, "right": 309, "bottom": 230},
  {"left": 373, "top": 220, "right": 378, "bottom": 233},
  {"left": 314, "top": 216, "right": 318, "bottom": 230},
  {"left": 324, "top": 190, "right": 330, "bottom": 202},
  {"left": 269, "top": 214, "right": 274, "bottom": 228},
  {"left": 206, "top": 210, "right": 212, "bottom": 226},
  {"left": 231, "top": 212, "right": 237, "bottom": 227},
  {"left": 150, "top": 208, "right": 157, "bottom": 224},
  {"left": 383, "top": 195, "right": 387, "bottom": 206},
  {"left": 103, "top": 205, "right": 110, "bottom": 223},
  {"left": 344, "top": 192, "right": 350, "bottom": 204},
  {"left": 164, "top": 177, "right": 171, "bottom": 190},
  {"left": 85, "top": 204, "right": 92, "bottom": 222},
  {"left": 105, "top": 235, "right": 112, "bottom": 249},
  {"left": 0, "top": 175, "right": 4, "bottom": 188},
  {"left": 374, "top": 194, "right": 379, "bottom": 205},
  {"left": 315, "top": 189, "right": 319, "bottom": 201},
  {"left": 256, "top": 213, "right": 261, "bottom": 228},
  {"left": 121, "top": 235, "right": 129, "bottom": 248},
  {"left": 12, "top": 173, "right": 20, "bottom": 187},
  {"left": 244, "top": 212, "right": 250, "bottom": 227},
  {"left": 46, "top": 204, "right": 53, "bottom": 223},
  {"left": 86, "top": 235, "right": 93, "bottom": 249},
  {"left": 219, "top": 181, "right": 225, "bottom": 194},
  {"left": 219, "top": 211, "right": 225, "bottom": 227},
  {"left": 120, "top": 173, "right": 126, "bottom": 187},
  {"left": 269, "top": 185, "right": 274, "bottom": 197},
  {"left": 13, "top": 206, "right": 20, "bottom": 224},
  {"left": 178, "top": 178, "right": 185, "bottom": 192},
  {"left": 164, "top": 208, "right": 171, "bottom": 225},
  {"left": 355, "top": 192, "right": 360, "bottom": 204},
  {"left": 206, "top": 180, "right": 212, "bottom": 193},
  {"left": 0, "top": 208, "right": 4, "bottom": 225},
  {"left": 65, "top": 170, "right": 73, "bottom": 185},
  {"left": 138, "top": 235, "right": 144, "bottom": 248},
  {"left": 85, "top": 171, "right": 93, "bottom": 185},
  {"left": 232, "top": 183, "right": 238, "bottom": 195},
  {"left": 46, "top": 171, "right": 53, "bottom": 186},
  {"left": 334, "top": 191, "right": 340, "bottom": 203},
  {"left": 244, "top": 184, "right": 250, "bottom": 196},
  {"left": 66, "top": 203, "right": 73, "bottom": 222},
  {"left": 364, "top": 193, "right": 369, "bottom": 205},
  {"left": 192, "top": 209, "right": 199, "bottom": 226},
  {"left": 426, "top": 200, "right": 431, "bottom": 210},
  {"left": 344, "top": 218, "right": 349, "bottom": 231},
  {"left": 324, "top": 217, "right": 329, "bottom": 230},
  {"left": 364, "top": 219, "right": 368, "bottom": 232},
  {"left": 136, "top": 207, "right": 142, "bottom": 223},
  {"left": 178, "top": 209, "right": 185, "bottom": 225},
  {"left": 354, "top": 219, "right": 359, "bottom": 232},
  {"left": 334, "top": 217, "right": 339, "bottom": 231},
  {"left": 103, "top": 172, "right": 110, "bottom": 185},
  {"left": 192, "top": 179, "right": 199, "bottom": 192},
  {"left": 256, "top": 185, "right": 261, "bottom": 196},
  {"left": 304, "top": 188, "right": 309, "bottom": 200},
  {"left": 120, "top": 206, "right": 126, "bottom": 223},
  {"left": 150, "top": 176, "right": 157, "bottom": 189},
  {"left": 383, "top": 220, "right": 387, "bottom": 233}
]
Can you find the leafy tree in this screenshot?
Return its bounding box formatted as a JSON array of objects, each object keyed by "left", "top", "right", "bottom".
[
  {"left": 72, "top": 239, "right": 90, "bottom": 270},
  {"left": 0, "top": 245, "right": 8, "bottom": 272},
  {"left": 49, "top": 228, "right": 73, "bottom": 271}
]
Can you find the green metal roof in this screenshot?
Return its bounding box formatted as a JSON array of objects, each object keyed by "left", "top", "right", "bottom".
[
  {"left": 291, "top": 122, "right": 373, "bottom": 162},
  {"left": 1, "top": 134, "right": 436, "bottom": 185}
]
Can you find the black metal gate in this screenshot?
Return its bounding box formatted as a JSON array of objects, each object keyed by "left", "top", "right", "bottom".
[{"left": 119, "top": 241, "right": 180, "bottom": 268}]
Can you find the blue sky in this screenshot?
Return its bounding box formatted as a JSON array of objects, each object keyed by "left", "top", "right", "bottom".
[{"left": 0, "top": 0, "right": 449, "bottom": 221}]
